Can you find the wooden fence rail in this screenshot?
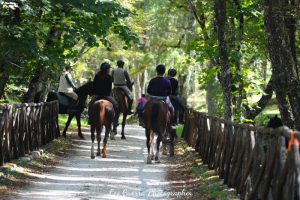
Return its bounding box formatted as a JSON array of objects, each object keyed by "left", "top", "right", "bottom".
[
  {"left": 0, "top": 101, "right": 60, "bottom": 166},
  {"left": 183, "top": 109, "right": 300, "bottom": 200}
]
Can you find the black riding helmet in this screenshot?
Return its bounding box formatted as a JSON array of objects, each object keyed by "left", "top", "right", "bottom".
[
  {"left": 117, "top": 60, "right": 125, "bottom": 68},
  {"left": 100, "top": 62, "right": 111, "bottom": 71},
  {"left": 156, "top": 64, "right": 166, "bottom": 75},
  {"left": 168, "top": 69, "right": 177, "bottom": 77}
]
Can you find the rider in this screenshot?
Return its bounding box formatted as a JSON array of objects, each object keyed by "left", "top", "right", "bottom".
[
  {"left": 90, "top": 62, "right": 118, "bottom": 111},
  {"left": 167, "top": 69, "right": 186, "bottom": 124},
  {"left": 135, "top": 94, "right": 148, "bottom": 127},
  {"left": 147, "top": 64, "right": 174, "bottom": 121},
  {"left": 58, "top": 65, "right": 78, "bottom": 104},
  {"left": 112, "top": 60, "right": 134, "bottom": 114}
]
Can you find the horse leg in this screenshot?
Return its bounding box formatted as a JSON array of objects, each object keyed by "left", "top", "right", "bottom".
[
  {"left": 113, "top": 112, "right": 120, "bottom": 136},
  {"left": 102, "top": 123, "right": 110, "bottom": 158},
  {"left": 150, "top": 130, "right": 155, "bottom": 160},
  {"left": 162, "top": 129, "right": 168, "bottom": 156},
  {"left": 169, "top": 128, "right": 175, "bottom": 157},
  {"left": 63, "top": 114, "right": 74, "bottom": 137},
  {"left": 146, "top": 128, "right": 152, "bottom": 164},
  {"left": 121, "top": 114, "right": 127, "bottom": 139},
  {"left": 96, "top": 125, "right": 101, "bottom": 156},
  {"left": 155, "top": 133, "right": 162, "bottom": 163},
  {"left": 91, "top": 126, "right": 96, "bottom": 159},
  {"left": 76, "top": 114, "right": 84, "bottom": 139}
]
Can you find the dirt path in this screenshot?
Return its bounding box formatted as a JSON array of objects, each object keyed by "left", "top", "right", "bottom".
[{"left": 1, "top": 125, "right": 194, "bottom": 200}]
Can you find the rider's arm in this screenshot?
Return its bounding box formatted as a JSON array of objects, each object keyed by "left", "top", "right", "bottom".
[
  {"left": 166, "top": 80, "right": 172, "bottom": 96},
  {"left": 65, "top": 73, "right": 76, "bottom": 89},
  {"left": 108, "top": 76, "right": 112, "bottom": 93},
  {"left": 124, "top": 70, "right": 131, "bottom": 84},
  {"left": 174, "top": 80, "right": 179, "bottom": 95},
  {"left": 147, "top": 80, "right": 153, "bottom": 95},
  {"left": 111, "top": 70, "right": 114, "bottom": 82}
]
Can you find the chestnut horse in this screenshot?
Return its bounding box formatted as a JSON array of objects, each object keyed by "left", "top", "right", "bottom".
[
  {"left": 112, "top": 85, "right": 132, "bottom": 139},
  {"left": 89, "top": 99, "right": 114, "bottom": 159},
  {"left": 144, "top": 99, "right": 170, "bottom": 164}
]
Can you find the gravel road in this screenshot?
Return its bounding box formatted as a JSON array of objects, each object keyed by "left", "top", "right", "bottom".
[{"left": 2, "top": 125, "right": 188, "bottom": 200}]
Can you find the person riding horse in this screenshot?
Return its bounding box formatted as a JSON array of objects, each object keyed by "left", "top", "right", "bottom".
[
  {"left": 147, "top": 64, "right": 174, "bottom": 122},
  {"left": 58, "top": 65, "right": 78, "bottom": 105},
  {"left": 167, "top": 68, "right": 186, "bottom": 125},
  {"left": 88, "top": 62, "right": 118, "bottom": 124},
  {"left": 112, "top": 60, "right": 134, "bottom": 114}
]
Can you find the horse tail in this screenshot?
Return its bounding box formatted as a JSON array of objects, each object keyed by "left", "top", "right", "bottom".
[
  {"left": 99, "top": 101, "right": 106, "bottom": 127},
  {"left": 151, "top": 103, "right": 159, "bottom": 133},
  {"left": 90, "top": 101, "right": 101, "bottom": 126}
]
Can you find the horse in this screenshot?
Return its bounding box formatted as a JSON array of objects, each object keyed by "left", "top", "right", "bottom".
[
  {"left": 112, "top": 83, "right": 133, "bottom": 139},
  {"left": 89, "top": 99, "right": 114, "bottom": 159},
  {"left": 46, "top": 81, "right": 93, "bottom": 138},
  {"left": 143, "top": 99, "right": 172, "bottom": 164}
]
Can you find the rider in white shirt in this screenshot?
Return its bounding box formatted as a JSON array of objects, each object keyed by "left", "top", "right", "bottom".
[{"left": 58, "top": 65, "right": 78, "bottom": 102}]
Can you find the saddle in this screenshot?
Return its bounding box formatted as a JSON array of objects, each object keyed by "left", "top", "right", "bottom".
[{"left": 58, "top": 92, "right": 77, "bottom": 107}]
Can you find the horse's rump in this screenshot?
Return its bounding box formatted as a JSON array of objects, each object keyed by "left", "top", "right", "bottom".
[
  {"left": 113, "top": 87, "right": 128, "bottom": 112},
  {"left": 89, "top": 99, "right": 114, "bottom": 127},
  {"left": 144, "top": 100, "right": 169, "bottom": 133}
]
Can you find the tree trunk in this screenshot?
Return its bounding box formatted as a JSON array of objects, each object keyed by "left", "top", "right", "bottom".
[
  {"left": 214, "top": 0, "right": 232, "bottom": 120},
  {"left": 264, "top": 0, "right": 300, "bottom": 128},
  {"left": 0, "top": 64, "right": 10, "bottom": 99},
  {"left": 23, "top": 69, "right": 48, "bottom": 103}
]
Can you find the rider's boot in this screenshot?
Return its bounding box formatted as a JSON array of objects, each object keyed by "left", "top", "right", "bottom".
[{"left": 127, "top": 98, "right": 134, "bottom": 115}]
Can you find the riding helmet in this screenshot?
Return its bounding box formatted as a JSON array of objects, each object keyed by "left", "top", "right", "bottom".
[
  {"left": 168, "top": 69, "right": 177, "bottom": 77},
  {"left": 156, "top": 64, "right": 166, "bottom": 74},
  {"left": 117, "top": 60, "right": 125, "bottom": 67},
  {"left": 100, "top": 62, "right": 111, "bottom": 71}
]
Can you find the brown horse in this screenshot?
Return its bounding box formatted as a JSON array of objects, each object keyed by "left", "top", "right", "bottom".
[
  {"left": 144, "top": 99, "right": 171, "bottom": 164},
  {"left": 112, "top": 85, "right": 132, "bottom": 139},
  {"left": 89, "top": 99, "right": 114, "bottom": 159}
]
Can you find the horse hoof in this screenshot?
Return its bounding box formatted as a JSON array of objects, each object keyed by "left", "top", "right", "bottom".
[
  {"left": 147, "top": 158, "right": 152, "bottom": 164},
  {"left": 78, "top": 134, "right": 84, "bottom": 139},
  {"left": 91, "top": 155, "right": 95, "bottom": 159},
  {"left": 121, "top": 136, "right": 126, "bottom": 140},
  {"left": 63, "top": 133, "right": 66, "bottom": 138},
  {"left": 155, "top": 156, "right": 160, "bottom": 163},
  {"left": 151, "top": 155, "right": 155, "bottom": 160},
  {"left": 96, "top": 152, "right": 101, "bottom": 156},
  {"left": 102, "top": 154, "right": 107, "bottom": 158}
]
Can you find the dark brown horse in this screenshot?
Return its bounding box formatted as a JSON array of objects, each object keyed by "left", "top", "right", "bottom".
[
  {"left": 46, "top": 81, "right": 93, "bottom": 139},
  {"left": 112, "top": 84, "right": 133, "bottom": 139},
  {"left": 143, "top": 99, "right": 171, "bottom": 164},
  {"left": 89, "top": 99, "right": 114, "bottom": 159}
]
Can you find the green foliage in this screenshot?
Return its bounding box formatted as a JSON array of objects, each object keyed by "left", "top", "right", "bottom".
[{"left": 0, "top": 0, "right": 138, "bottom": 94}]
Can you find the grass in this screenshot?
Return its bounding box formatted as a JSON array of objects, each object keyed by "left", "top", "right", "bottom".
[
  {"left": 58, "top": 114, "right": 89, "bottom": 128},
  {"left": 176, "top": 140, "right": 239, "bottom": 200},
  {"left": 176, "top": 124, "right": 184, "bottom": 137}
]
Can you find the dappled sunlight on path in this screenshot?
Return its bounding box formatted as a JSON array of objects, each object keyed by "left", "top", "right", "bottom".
[{"left": 2, "top": 125, "right": 173, "bottom": 200}]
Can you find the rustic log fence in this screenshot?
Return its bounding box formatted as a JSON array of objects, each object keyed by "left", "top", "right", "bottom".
[
  {"left": 0, "top": 101, "right": 60, "bottom": 166},
  {"left": 183, "top": 109, "right": 300, "bottom": 200}
]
